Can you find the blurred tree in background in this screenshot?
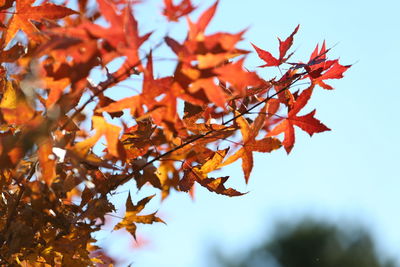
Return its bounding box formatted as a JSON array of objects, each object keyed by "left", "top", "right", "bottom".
[{"left": 216, "top": 219, "right": 395, "bottom": 267}]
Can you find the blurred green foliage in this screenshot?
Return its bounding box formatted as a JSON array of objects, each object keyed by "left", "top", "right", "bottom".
[{"left": 216, "top": 219, "right": 395, "bottom": 267}]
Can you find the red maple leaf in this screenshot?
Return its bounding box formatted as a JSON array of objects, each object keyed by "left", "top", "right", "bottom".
[
  {"left": 163, "top": 0, "right": 196, "bottom": 22},
  {"left": 267, "top": 86, "right": 330, "bottom": 153},
  {"left": 84, "top": 0, "right": 151, "bottom": 70},
  {"left": 305, "top": 42, "right": 351, "bottom": 89},
  {"left": 251, "top": 25, "right": 299, "bottom": 67},
  {"left": 187, "top": 0, "right": 219, "bottom": 39}
]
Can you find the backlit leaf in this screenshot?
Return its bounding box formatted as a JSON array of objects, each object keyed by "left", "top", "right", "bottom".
[
  {"left": 163, "top": 0, "right": 195, "bottom": 22},
  {"left": 268, "top": 86, "right": 330, "bottom": 153},
  {"left": 4, "top": 0, "right": 78, "bottom": 45},
  {"left": 74, "top": 116, "right": 125, "bottom": 158},
  {"left": 114, "top": 193, "right": 164, "bottom": 239}
]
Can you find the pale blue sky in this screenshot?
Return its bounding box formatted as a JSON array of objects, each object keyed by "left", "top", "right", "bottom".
[{"left": 95, "top": 0, "right": 400, "bottom": 266}]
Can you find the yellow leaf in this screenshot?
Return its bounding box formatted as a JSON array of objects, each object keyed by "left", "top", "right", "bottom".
[
  {"left": 74, "top": 116, "right": 124, "bottom": 158},
  {"left": 0, "top": 80, "right": 17, "bottom": 109},
  {"left": 0, "top": 80, "right": 34, "bottom": 124},
  {"left": 200, "top": 148, "right": 229, "bottom": 174},
  {"left": 114, "top": 193, "right": 164, "bottom": 239}
]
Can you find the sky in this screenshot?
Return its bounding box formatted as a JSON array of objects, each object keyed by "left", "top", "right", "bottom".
[{"left": 93, "top": 0, "right": 400, "bottom": 266}]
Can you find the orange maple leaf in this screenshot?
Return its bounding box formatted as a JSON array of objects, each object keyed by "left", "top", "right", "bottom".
[
  {"left": 38, "top": 138, "right": 56, "bottom": 185},
  {"left": 220, "top": 105, "right": 282, "bottom": 183},
  {"left": 214, "top": 58, "right": 265, "bottom": 96},
  {"left": 4, "top": 0, "right": 78, "bottom": 45},
  {"left": 74, "top": 116, "right": 125, "bottom": 158},
  {"left": 187, "top": 0, "right": 218, "bottom": 40}
]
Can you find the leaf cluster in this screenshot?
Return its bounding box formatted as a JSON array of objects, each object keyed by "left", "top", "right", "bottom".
[{"left": 0, "top": 0, "right": 349, "bottom": 265}]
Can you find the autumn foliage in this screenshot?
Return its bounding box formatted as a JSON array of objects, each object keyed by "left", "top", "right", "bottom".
[{"left": 0, "top": 0, "right": 349, "bottom": 265}]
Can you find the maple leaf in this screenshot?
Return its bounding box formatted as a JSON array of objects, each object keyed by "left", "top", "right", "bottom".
[
  {"left": 181, "top": 170, "right": 244, "bottom": 197},
  {"left": 190, "top": 77, "right": 226, "bottom": 107},
  {"left": 264, "top": 98, "right": 282, "bottom": 130},
  {"left": 304, "top": 42, "right": 351, "bottom": 89},
  {"left": 156, "top": 161, "right": 180, "bottom": 200},
  {"left": 278, "top": 25, "right": 299, "bottom": 61},
  {"left": 251, "top": 25, "right": 299, "bottom": 67},
  {"left": 132, "top": 161, "right": 162, "bottom": 190},
  {"left": 163, "top": 0, "right": 196, "bottom": 22},
  {"left": 179, "top": 148, "right": 245, "bottom": 196},
  {"left": 170, "top": 58, "right": 232, "bottom": 108},
  {"left": 83, "top": 197, "right": 116, "bottom": 222},
  {"left": 85, "top": 0, "right": 151, "bottom": 71},
  {"left": 120, "top": 2, "right": 152, "bottom": 68},
  {"left": 38, "top": 138, "right": 56, "bottom": 185},
  {"left": 214, "top": 58, "right": 265, "bottom": 96},
  {"left": 97, "top": 54, "right": 175, "bottom": 126},
  {"left": 203, "top": 30, "right": 247, "bottom": 51},
  {"left": 140, "top": 52, "right": 175, "bottom": 118},
  {"left": 165, "top": 36, "right": 187, "bottom": 59},
  {"left": 4, "top": 0, "right": 78, "bottom": 46},
  {"left": 315, "top": 61, "right": 350, "bottom": 90},
  {"left": 166, "top": 30, "right": 247, "bottom": 67},
  {"left": 220, "top": 105, "right": 282, "bottom": 183},
  {"left": 42, "top": 77, "right": 70, "bottom": 108},
  {"left": 309, "top": 42, "right": 328, "bottom": 66},
  {"left": 119, "top": 120, "right": 155, "bottom": 160},
  {"left": 0, "top": 131, "right": 24, "bottom": 168},
  {"left": 251, "top": 43, "right": 280, "bottom": 66},
  {"left": 0, "top": 0, "right": 351, "bottom": 264},
  {"left": 267, "top": 86, "right": 330, "bottom": 153},
  {"left": 97, "top": 94, "right": 124, "bottom": 118},
  {"left": 196, "top": 31, "right": 248, "bottom": 69},
  {"left": 97, "top": 95, "right": 142, "bottom": 116},
  {"left": 0, "top": 43, "right": 25, "bottom": 62},
  {"left": 187, "top": 0, "right": 219, "bottom": 40},
  {"left": 164, "top": 2, "right": 250, "bottom": 108},
  {"left": 74, "top": 116, "right": 125, "bottom": 159},
  {"left": 114, "top": 194, "right": 164, "bottom": 240},
  {"left": 0, "top": 80, "right": 35, "bottom": 124}
]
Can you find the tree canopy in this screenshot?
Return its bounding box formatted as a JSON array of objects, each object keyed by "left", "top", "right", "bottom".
[
  {"left": 216, "top": 219, "right": 395, "bottom": 267},
  {"left": 0, "top": 0, "right": 349, "bottom": 265}
]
